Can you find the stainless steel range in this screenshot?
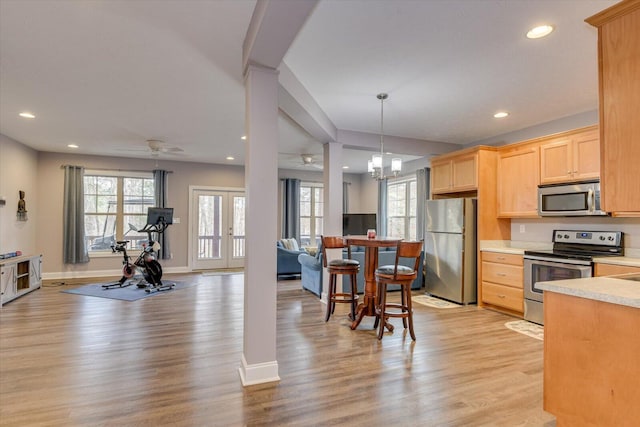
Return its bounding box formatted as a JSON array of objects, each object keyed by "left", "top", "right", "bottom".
[{"left": 523, "top": 230, "right": 624, "bottom": 325}]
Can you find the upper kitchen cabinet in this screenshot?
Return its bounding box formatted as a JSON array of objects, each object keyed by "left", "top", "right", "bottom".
[
  {"left": 497, "top": 142, "right": 540, "bottom": 217},
  {"left": 431, "top": 149, "right": 480, "bottom": 194},
  {"left": 587, "top": 0, "right": 640, "bottom": 215},
  {"left": 539, "top": 126, "right": 600, "bottom": 185}
]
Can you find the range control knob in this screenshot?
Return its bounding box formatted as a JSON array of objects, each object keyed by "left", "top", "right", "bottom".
[
  {"left": 608, "top": 236, "right": 614, "bottom": 241},
  {"left": 564, "top": 234, "right": 570, "bottom": 239},
  {"left": 600, "top": 236, "right": 606, "bottom": 241},
  {"left": 556, "top": 234, "right": 562, "bottom": 239}
]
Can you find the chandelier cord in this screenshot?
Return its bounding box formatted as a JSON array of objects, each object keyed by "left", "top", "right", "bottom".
[{"left": 380, "top": 94, "right": 384, "bottom": 157}]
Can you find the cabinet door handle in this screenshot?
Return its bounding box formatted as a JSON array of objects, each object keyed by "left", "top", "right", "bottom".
[
  {"left": 497, "top": 256, "right": 506, "bottom": 260},
  {"left": 497, "top": 272, "right": 507, "bottom": 276},
  {"left": 498, "top": 294, "right": 506, "bottom": 298}
]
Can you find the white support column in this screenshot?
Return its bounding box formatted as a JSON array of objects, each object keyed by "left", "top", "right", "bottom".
[
  {"left": 239, "top": 65, "right": 280, "bottom": 386},
  {"left": 320, "top": 141, "right": 343, "bottom": 303}
]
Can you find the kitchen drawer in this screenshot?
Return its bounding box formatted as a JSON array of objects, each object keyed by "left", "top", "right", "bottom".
[
  {"left": 482, "top": 282, "right": 523, "bottom": 312},
  {"left": 481, "top": 251, "right": 523, "bottom": 266},
  {"left": 481, "top": 261, "right": 523, "bottom": 288}
]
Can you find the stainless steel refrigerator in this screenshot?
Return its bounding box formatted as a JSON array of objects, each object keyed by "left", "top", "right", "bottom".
[{"left": 424, "top": 198, "right": 477, "bottom": 304}]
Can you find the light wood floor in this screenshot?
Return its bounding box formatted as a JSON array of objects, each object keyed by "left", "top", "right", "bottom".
[{"left": 1, "top": 274, "right": 556, "bottom": 426}]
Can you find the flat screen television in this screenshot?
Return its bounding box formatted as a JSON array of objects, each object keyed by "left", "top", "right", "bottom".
[
  {"left": 147, "top": 207, "right": 174, "bottom": 225},
  {"left": 342, "top": 213, "right": 377, "bottom": 236}
]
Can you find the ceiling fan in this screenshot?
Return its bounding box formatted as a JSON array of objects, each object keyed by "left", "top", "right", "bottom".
[
  {"left": 300, "top": 154, "right": 323, "bottom": 169},
  {"left": 146, "top": 139, "right": 183, "bottom": 157}
]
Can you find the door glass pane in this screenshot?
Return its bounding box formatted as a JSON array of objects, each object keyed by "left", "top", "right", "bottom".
[
  {"left": 198, "top": 195, "right": 222, "bottom": 260},
  {"left": 232, "top": 196, "right": 245, "bottom": 258}
]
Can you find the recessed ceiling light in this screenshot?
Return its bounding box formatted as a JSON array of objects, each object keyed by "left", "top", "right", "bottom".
[
  {"left": 494, "top": 111, "right": 509, "bottom": 118},
  {"left": 342, "top": 166, "right": 349, "bottom": 169},
  {"left": 241, "top": 136, "right": 247, "bottom": 140},
  {"left": 67, "top": 144, "right": 79, "bottom": 148},
  {"left": 527, "top": 25, "right": 554, "bottom": 39},
  {"left": 226, "top": 156, "right": 235, "bottom": 160},
  {"left": 19, "top": 112, "right": 35, "bottom": 119}
]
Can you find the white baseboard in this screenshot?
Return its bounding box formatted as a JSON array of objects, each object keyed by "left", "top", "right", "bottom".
[{"left": 238, "top": 354, "right": 280, "bottom": 386}]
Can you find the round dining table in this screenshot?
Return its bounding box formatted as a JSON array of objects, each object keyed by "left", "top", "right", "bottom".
[{"left": 344, "top": 235, "right": 402, "bottom": 330}]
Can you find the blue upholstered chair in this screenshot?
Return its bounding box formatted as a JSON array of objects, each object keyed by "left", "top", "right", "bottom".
[
  {"left": 298, "top": 244, "right": 323, "bottom": 296},
  {"left": 277, "top": 238, "right": 306, "bottom": 277}
]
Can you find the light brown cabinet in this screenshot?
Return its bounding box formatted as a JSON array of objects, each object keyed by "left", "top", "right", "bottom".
[
  {"left": 431, "top": 152, "right": 477, "bottom": 194},
  {"left": 497, "top": 144, "right": 540, "bottom": 217},
  {"left": 480, "top": 251, "right": 524, "bottom": 315},
  {"left": 539, "top": 128, "right": 600, "bottom": 184},
  {"left": 587, "top": 1, "right": 640, "bottom": 214},
  {"left": 594, "top": 263, "right": 640, "bottom": 277}
]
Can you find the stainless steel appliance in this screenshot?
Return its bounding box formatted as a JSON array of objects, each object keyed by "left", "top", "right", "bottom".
[
  {"left": 424, "top": 198, "right": 477, "bottom": 304},
  {"left": 538, "top": 180, "right": 607, "bottom": 216},
  {"left": 523, "top": 230, "right": 623, "bottom": 325}
]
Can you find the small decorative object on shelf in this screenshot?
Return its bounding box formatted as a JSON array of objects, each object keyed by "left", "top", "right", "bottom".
[
  {"left": 0, "top": 250, "right": 22, "bottom": 260},
  {"left": 367, "top": 229, "right": 376, "bottom": 239},
  {"left": 17, "top": 190, "right": 27, "bottom": 221}
]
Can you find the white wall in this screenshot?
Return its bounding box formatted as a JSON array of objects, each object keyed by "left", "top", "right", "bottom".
[
  {"left": 0, "top": 135, "right": 38, "bottom": 256},
  {"left": 512, "top": 217, "right": 640, "bottom": 249}
]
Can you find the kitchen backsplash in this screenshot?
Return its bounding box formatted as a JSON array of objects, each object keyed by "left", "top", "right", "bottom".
[{"left": 511, "top": 217, "right": 640, "bottom": 249}]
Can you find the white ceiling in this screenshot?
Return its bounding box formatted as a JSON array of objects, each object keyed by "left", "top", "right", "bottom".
[{"left": 0, "top": 0, "right": 616, "bottom": 173}]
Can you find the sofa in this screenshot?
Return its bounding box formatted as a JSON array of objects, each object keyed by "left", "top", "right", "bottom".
[
  {"left": 298, "top": 246, "right": 424, "bottom": 297},
  {"left": 277, "top": 238, "right": 307, "bottom": 277}
]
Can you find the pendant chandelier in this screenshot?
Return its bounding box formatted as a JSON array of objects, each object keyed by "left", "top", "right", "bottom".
[{"left": 368, "top": 93, "right": 401, "bottom": 180}]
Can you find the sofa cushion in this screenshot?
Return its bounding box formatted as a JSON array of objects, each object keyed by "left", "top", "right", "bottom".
[{"left": 279, "top": 238, "right": 299, "bottom": 251}]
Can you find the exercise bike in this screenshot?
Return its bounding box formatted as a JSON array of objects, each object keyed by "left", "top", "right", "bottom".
[{"left": 103, "top": 208, "right": 175, "bottom": 293}]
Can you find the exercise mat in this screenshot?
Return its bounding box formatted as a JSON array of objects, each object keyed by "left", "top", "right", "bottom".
[{"left": 61, "top": 280, "right": 192, "bottom": 301}]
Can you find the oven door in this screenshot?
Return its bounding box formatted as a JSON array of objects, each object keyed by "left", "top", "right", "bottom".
[{"left": 524, "top": 258, "right": 592, "bottom": 302}]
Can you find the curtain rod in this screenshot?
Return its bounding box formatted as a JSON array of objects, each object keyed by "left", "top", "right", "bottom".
[{"left": 60, "top": 165, "right": 173, "bottom": 173}]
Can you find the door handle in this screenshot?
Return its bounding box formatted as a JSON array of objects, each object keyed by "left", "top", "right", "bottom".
[{"left": 587, "top": 188, "right": 594, "bottom": 212}]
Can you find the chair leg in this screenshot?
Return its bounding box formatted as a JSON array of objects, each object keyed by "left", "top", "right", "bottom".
[
  {"left": 325, "top": 273, "right": 335, "bottom": 322},
  {"left": 349, "top": 273, "right": 357, "bottom": 321},
  {"left": 406, "top": 286, "right": 416, "bottom": 341},
  {"left": 401, "top": 284, "right": 408, "bottom": 329},
  {"left": 377, "top": 283, "right": 387, "bottom": 340},
  {"left": 373, "top": 279, "right": 381, "bottom": 330}
]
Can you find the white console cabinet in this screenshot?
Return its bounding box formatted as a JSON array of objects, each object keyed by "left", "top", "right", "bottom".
[{"left": 1, "top": 255, "right": 42, "bottom": 306}]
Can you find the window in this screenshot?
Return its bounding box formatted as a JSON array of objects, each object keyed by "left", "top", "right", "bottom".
[
  {"left": 84, "top": 171, "right": 155, "bottom": 252},
  {"left": 299, "top": 183, "right": 323, "bottom": 246},
  {"left": 386, "top": 177, "right": 417, "bottom": 240}
]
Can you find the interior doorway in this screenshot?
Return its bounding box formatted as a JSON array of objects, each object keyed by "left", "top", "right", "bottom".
[{"left": 189, "top": 187, "right": 245, "bottom": 270}]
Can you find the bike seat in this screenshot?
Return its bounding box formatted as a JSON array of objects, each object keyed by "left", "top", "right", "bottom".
[{"left": 116, "top": 240, "right": 130, "bottom": 245}]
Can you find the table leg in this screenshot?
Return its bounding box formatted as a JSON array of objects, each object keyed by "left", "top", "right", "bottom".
[{"left": 350, "top": 246, "right": 378, "bottom": 330}]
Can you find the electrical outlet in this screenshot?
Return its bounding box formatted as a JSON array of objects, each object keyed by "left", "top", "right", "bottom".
[
  {"left": 173, "top": 217, "right": 180, "bottom": 224},
  {"left": 519, "top": 224, "right": 526, "bottom": 233}
]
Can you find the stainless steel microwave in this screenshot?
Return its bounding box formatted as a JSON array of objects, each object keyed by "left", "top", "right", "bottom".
[{"left": 538, "top": 180, "right": 608, "bottom": 216}]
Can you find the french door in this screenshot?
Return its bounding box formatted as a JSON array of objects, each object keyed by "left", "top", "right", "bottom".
[{"left": 190, "top": 188, "right": 245, "bottom": 270}]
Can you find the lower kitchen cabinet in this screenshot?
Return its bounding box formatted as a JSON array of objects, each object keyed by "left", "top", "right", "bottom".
[
  {"left": 480, "top": 251, "right": 524, "bottom": 315},
  {"left": 1, "top": 254, "right": 42, "bottom": 306}
]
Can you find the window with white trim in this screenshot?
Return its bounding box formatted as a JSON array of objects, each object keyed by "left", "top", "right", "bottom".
[
  {"left": 386, "top": 177, "right": 417, "bottom": 240},
  {"left": 299, "top": 183, "right": 323, "bottom": 247},
  {"left": 84, "top": 171, "right": 155, "bottom": 252}
]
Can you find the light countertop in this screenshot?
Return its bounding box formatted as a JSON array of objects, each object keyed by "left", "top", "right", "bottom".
[
  {"left": 479, "top": 240, "right": 552, "bottom": 255},
  {"left": 480, "top": 241, "right": 640, "bottom": 267},
  {"left": 537, "top": 276, "right": 640, "bottom": 309}
]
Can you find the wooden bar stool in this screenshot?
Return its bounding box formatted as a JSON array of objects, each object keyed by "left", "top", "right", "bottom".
[
  {"left": 375, "top": 240, "right": 423, "bottom": 340},
  {"left": 321, "top": 236, "right": 360, "bottom": 322}
]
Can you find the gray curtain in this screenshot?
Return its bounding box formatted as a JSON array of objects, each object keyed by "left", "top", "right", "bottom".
[
  {"left": 415, "top": 168, "right": 428, "bottom": 240},
  {"left": 282, "top": 178, "right": 300, "bottom": 241},
  {"left": 377, "top": 178, "right": 388, "bottom": 237},
  {"left": 343, "top": 181, "right": 349, "bottom": 213},
  {"left": 63, "top": 165, "right": 89, "bottom": 264},
  {"left": 153, "top": 169, "right": 170, "bottom": 259}
]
